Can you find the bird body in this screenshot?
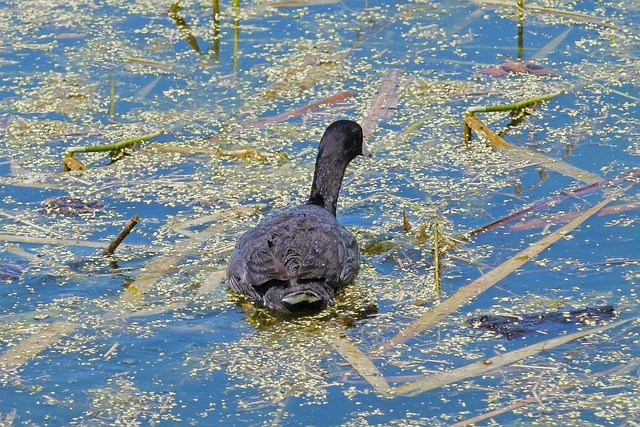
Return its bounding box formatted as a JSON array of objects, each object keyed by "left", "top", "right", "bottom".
[
  {"left": 228, "top": 204, "right": 359, "bottom": 311},
  {"left": 227, "top": 120, "right": 371, "bottom": 312}
]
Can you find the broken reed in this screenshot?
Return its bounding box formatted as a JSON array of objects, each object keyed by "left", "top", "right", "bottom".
[
  {"left": 63, "top": 130, "right": 164, "bottom": 171},
  {"left": 104, "top": 215, "right": 140, "bottom": 255},
  {"left": 382, "top": 182, "right": 635, "bottom": 350},
  {"left": 213, "top": 0, "right": 220, "bottom": 18},
  {"left": 463, "top": 91, "right": 564, "bottom": 143}
]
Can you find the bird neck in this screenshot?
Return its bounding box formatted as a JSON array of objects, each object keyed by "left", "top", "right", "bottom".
[{"left": 307, "top": 155, "right": 348, "bottom": 217}]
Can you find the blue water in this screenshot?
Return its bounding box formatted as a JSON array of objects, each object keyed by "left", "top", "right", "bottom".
[{"left": 1, "top": 0, "right": 639, "bottom": 425}]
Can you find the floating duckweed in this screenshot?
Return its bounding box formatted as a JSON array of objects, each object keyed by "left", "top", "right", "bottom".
[{"left": 0, "top": 0, "right": 638, "bottom": 425}]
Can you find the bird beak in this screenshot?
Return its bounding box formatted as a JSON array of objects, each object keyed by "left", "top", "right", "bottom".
[{"left": 361, "top": 140, "right": 373, "bottom": 158}]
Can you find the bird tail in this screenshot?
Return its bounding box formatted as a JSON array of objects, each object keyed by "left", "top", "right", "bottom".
[{"left": 263, "top": 278, "right": 333, "bottom": 313}]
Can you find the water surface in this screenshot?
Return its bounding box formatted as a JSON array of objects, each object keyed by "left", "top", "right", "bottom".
[{"left": 1, "top": 0, "right": 639, "bottom": 425}]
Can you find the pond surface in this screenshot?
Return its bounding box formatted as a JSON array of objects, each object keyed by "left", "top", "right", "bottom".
[{"left": 1, "top": 0, "right": 639, "bottom": 425}]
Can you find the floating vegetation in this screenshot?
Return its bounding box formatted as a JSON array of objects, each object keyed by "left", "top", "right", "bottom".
[
  {"left": 332, "top": 333, "right": 391, "bottom": 395},
  {"left": 465, "top": 115, "right": 603, "bottom": 184},
  {"left": 64, "top": 131, "right": 165, "bottom": 166},
  {"left": 0, "top": 322, "right": 78, "bottom": 374},
  {"left": 40, "top": 196, "right": 104, "bottom": 217},
  {"left": 0, "top": 0, "right": 639, "bottom": 425},
  {"left": 81, "top": 373, "right": 180, "bottom": 425},
  {"left": 479, "top": 60, "right": 559, "bottom": 77},
  {"left": 0, "top": 259, "right": 29, "bottom": 281},
  {"left": 468, "top": 305, "right": 617, "bottom": 340},
  {"left": 463, "top": 91, "right": 564, "bottom": 143},
  {"left": 392, "top": 318, "right": 632, "bottom": 397},
  {"left": 360, "top": 238, "right": 397, "bottom": 256},
  {"left": 382, "top": 182, "right": 635, "bottom": 350}
]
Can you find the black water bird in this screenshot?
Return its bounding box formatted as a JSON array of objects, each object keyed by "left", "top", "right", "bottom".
[{"left": 227, "top": 120, "right": 372, "bottom": 312}]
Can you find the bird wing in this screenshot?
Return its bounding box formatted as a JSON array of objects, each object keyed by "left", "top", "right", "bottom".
[
  {"left": 227, "top": 207, "right": 359, "bottom": 293},
  {"left": 294, "top": 218, "right": 360, "bottom": 288}
]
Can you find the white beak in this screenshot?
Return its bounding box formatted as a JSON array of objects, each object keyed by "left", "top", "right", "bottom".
[{"left": 361, "top": 140, "right": 373, "bottom": 157}]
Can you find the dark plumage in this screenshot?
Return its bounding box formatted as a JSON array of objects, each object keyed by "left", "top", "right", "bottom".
[{"left": 227, "top": 120, "right": 372, "bottom": 312}]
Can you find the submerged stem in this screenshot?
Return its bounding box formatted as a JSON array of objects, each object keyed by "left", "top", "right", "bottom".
[{"left": 432, "top": 220, "right": 441, "bottom": 295}]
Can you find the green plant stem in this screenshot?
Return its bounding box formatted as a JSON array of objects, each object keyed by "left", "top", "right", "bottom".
[
  {"left": 232, "top": 0, "right": 240, "bottom": 72},
  {"left": 517, "top": 0, "right": 524, "bottom": 60},
  {"left": 466, "top": 91, "right": 564, "bottom": 117},
  {"left": 463, "top": 91, "right": 564, "bottom": 143},
  {"left": 65, "top": 130, "right": 165, "bottom": 156},
  {"left": 213, "top": 0, "right": 219, "bottom": 17},
  {"left": 432, "top": 220, "right": 441, "bottom": 295}
]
